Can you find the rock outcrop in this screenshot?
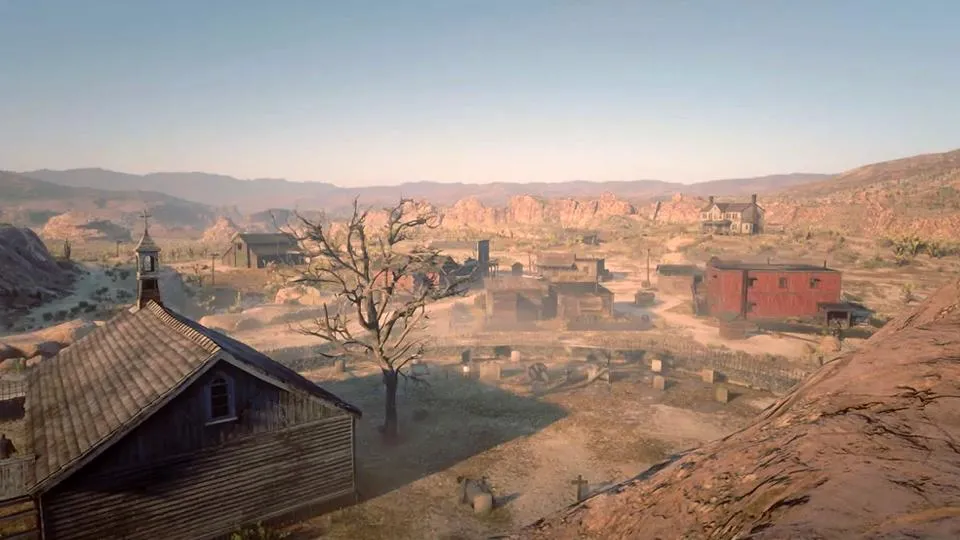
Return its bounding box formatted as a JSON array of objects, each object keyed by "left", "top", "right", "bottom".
[
  {"left": 40, "top": 211, "right": 132, "bottom": 243},
  {"left": 201, "top": 216, "right": 240, "bottom": 246},
  {"left": 510, "top": 277, "right": 960, "bottom": 539},
  {"left": 0, "top": 225, "right": 75, "bottom": 310}
]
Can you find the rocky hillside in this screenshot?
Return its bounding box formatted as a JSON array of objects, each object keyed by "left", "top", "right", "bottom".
[
  {"left": 0, "top": 171, "right": 221, "bottom": 236},
  {"left": 24, "top": 168, "right": 829, "bottom": 213},
  {"left": 0, "top": 225, "right": 76, "bottom": 312},
  {"left": 40, "top": 212, "right": 133, "bottom": 243},
  {"left": 510, "top": 277, "right": 960, "bottom": 539},
  {"left": 766, "top": 149, "right": 960, "bottom": 239},
  {"left": 201, "top": 216, "right": 240, "bottom": 245}
]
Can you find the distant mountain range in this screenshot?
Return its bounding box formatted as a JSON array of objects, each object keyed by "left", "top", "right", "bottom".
[{"left": 20, "top": 168, "right": 832, "bottom": 213}]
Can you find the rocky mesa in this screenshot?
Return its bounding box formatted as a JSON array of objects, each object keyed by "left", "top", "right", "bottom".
[{"left": 510, "top": 277, "right": 960, "bottom": 539}]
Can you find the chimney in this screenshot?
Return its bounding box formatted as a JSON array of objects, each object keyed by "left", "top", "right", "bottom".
[
  {"left": 708, "top": 196, "right": 714, "bottom": 205},
  {"left": 823, "top": 259, "right": 827, "bottom": 269},
  {"left": 751, "top": 194, "right": 758, "bottom": 205}
]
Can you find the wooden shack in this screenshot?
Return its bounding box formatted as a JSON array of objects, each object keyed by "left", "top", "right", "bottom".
[
  {"left": 536, "top": 252, "right": 606, "bottom": 282},
  {"left": 483, "top": 276, "right": 550, "bottom": 323},
  {"left": 221, "top": 232, "right": 305, "bottom": 268},
  {"left": 656, "top": 264, "right": 703, "bottom": 297},
  {"left": 549, "top": 282, "right": 615, "bottom": 321},
  {"left": 19, "top": 223, "right": 361, "bottom": 540}
]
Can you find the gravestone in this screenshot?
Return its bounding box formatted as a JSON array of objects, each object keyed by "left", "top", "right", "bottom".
[
  {"left": 715, "top": 385, "right": 730, "bottom": 403},
  {"left": 571, "top": 475, "right": 589, "bottom": 502},
  {"left": 510, "top": 350, "right": 521, "bottom": 363},
  {"left": 410, "top": 361, "right": 430, "bottom": 378},
  {"left": 479, "top": 362, "right": 502, "bottom": 382},
  {"left": 701, "top": 369, "right": 718, "bottom": 384},
  {"left": 650, "top": 358, "right": 663, "bottom": 373},
  {"left": 652, "top": 375, "right": 667, "bottom": 391}
]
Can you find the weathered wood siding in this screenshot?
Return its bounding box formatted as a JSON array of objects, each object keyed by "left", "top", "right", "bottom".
[
  {"left": 556, "top": 293, "right": 613, "bottom": 320},
  {"left": 220, "top": 239, "right": 253, "bottom": 268},
  {"left": 41, "top": 414, "right": 355, "bottom": 540},
  {"left": 95, "top": 362, "right": 340, "bottom": 469}
]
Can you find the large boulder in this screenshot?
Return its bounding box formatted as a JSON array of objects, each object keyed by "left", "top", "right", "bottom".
[
  {"left": 274, "top": 285, "right": 327, "bottom": 306},
  {"left": 511, "top": 278, "right": 960, "bottom": 539},
  {"left": 0, "top": 225, "right": 75, "bottom": 309}
]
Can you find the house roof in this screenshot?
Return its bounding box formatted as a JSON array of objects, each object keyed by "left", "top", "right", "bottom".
[
  {"left": 26, "top": 300, "right": 360, "bottom": 494},
  {"left": 708, "top": 260, "right": 838, "bottom": 273},
  {"left": 537, "top": 252, "right": 576, "bottom": 268},
  {"left": 700, "top": 201, "right": 759, "bottom": 213},
  {"left": 235, "top": 232, "right": 299, "bottom": 247},
  {"left": 485, "top": 276, "right": 549, "bottom": 292},
  {"left": 550, "top": 282, "right": 613, "bottom": 296},
  {"left": 656, "top": 264, "right": 703, "bottom": 277}
]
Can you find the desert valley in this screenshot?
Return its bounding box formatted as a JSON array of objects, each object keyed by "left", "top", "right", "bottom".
[{"left": 1, "top": 148, "right": 959, "bottom": 539}]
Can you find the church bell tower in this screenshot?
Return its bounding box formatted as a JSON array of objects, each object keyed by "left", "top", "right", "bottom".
[{"left": 134, "top": 209, "right": 163, "bottom": 308}]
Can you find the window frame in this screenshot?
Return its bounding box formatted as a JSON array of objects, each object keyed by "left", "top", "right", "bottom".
[
  {"left": 809, "top": 277, "right": 821, "bottom": 289},
  {"left": 205, "top": 371, "right": 238, "bottom": 426},
  {"left": 778, "top": 277, "right": 788, "bottom": 289}
]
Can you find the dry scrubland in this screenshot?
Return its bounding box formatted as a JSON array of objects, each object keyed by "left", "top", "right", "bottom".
[
  {"left": 5, "top": 224, "right": 959, "bottom": 539},
  {"left": 282, "top": 355, "right": 774, "bottom": 539}
]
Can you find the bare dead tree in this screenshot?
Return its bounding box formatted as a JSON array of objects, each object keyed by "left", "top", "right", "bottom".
[{"left": 288, "top": 198, "right": 472, "bottom": 441}]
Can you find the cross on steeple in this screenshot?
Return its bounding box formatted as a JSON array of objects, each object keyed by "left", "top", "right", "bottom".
[{"left": 140, "top": 208, "right": 152, "bottom": 233}]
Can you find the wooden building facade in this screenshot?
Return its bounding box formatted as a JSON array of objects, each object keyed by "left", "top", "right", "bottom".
[
  {"left": 656, "top": 264, "right": 704, "bottom": 297},
  {"left": 699, "top": 195, "right": 764, "bottom": 235},
  {"left": 535, "top": 253, "right": 607, "bottom": 283},
  {"left": 702, "top": 258, "right": 842, "bottom": 321},
  {"left": 20, "top": 224, "right": 361, "bottom": 540},
  {"left": 550, "top": 282, "right": 615, "bottom": 321},
  {"left": 221, "top": 232, "right": 305, "bottom": 269},
  {"left": 483, "top": 277, "right": 551, "bottom": 324}
]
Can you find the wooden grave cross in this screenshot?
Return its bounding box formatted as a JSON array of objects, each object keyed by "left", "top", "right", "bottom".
[{"left": 571, "top": 474, "right": 589, "bottom": 502}]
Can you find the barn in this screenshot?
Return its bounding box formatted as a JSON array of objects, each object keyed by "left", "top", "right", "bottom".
[
  {"left": 702, "top": 258, "right": 842, "bottom": 321},
  {"left": 221, "top": 232, "right": 305, "bottom": 268},
  {"left": 656, "top": 264, "right": 703, "bottom": 297},
  {"left": 21, "top": 221, "right": 361, "bottom": 540},
  {"left": 548, "top": 282, "right": 615, "bottom": 321}
]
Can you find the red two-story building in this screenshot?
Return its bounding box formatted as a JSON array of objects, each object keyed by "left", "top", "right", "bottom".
[{"left": 702, "top": 258, "right": 842, "bottom": 321}]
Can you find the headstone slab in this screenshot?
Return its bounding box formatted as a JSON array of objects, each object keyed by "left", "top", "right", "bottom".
[
  {"left": 701, "top": 369, "right": 718, "bottom": 384},
  {"left": 479, "top": 362, "right": 502, "bottom": 382},
  {"left": 715, "top": 385, "right": 730, "bottom": 403},
  {"left": 650, "top": 358, "right": 663, "bottom": 373},
  {"left": 652, "top": 375, "right": 667, "bottom": 391},
  {"left": 473, "top": 493, "right": 494, "bottom": 514}
]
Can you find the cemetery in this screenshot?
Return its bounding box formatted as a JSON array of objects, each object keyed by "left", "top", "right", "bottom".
[{"left": 283, "top": 343, "right": 782, "bottom": 539}]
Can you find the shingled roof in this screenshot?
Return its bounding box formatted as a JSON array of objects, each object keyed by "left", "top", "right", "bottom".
[
  {"left": 236, "top": 232, "right": 298, "bottom": 246},
  {"left": 25, "top": 301, "right": 359, "bottom": 494},
  {"left": 537, "top": 253, "right": 577, "bottom": 268}
]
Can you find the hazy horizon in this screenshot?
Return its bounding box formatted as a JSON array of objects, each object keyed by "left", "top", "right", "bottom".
[{"left": 2, "top": 1, "right": 959, "bottom": 187}]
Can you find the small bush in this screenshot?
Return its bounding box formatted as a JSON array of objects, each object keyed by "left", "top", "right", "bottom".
[
  {"left": 42, "top": 312, "right": 53, "bottom": 322},
  {"left": 230, "top": 523, "right": 289, "bottom": 540}
]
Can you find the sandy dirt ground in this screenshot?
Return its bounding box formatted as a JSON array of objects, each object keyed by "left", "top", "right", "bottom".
[{"left": 283, "top": 355, "right": 774, "bottom": 539}]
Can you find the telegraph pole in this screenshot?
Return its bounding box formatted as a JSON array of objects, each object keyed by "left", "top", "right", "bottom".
[
  {"left": 210, "top": 253, "right": 218, "bottom": 286},
  {"left": 645, "top": 248, "right": 651, "bottom": 285}
]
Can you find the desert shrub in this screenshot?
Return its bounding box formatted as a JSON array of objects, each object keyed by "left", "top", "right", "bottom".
[
  {"left": 901, "top": 283, "right": 917, "bottom": 304},
  {"left": 230, "top": 523, "right": 289, "bottom": 540},
  {"left": 42, "top": 312, "right": 53, "bottom": 322},
  {"left": 54, "top": 310, "right": 67, "bottom": 321},
  {"left": 119, "top": 269, "right": 131, "bottom": 280}
]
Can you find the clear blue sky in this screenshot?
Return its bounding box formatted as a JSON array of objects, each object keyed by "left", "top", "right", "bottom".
[{"left": 1, "top": 1, "right": 958, "bottom": 186}]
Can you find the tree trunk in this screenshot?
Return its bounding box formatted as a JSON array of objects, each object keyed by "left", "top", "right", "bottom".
[{"left": 382, "top": 368, "right": 400, "bottom": 442}]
